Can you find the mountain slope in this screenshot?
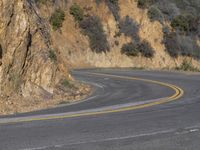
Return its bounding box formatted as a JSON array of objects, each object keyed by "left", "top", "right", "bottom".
[
  {"left": 0, "top": 0, "right": 89, "bottom": 114},
  {"left": 53, "top": 0, "right": 200, "bottom": 69}
]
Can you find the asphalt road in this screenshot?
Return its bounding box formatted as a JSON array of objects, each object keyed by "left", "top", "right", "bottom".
[{"left": 0, "top": 69, "right": 200, "bottom": 150}]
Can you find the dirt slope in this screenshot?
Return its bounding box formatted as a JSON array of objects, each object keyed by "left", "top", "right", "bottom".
[{"left": 54, "top": 0, "right": 200, "bottom": 69}]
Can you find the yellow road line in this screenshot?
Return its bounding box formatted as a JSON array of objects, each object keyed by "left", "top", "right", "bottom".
[{"left": 0, "top": 72, "right": 184, "bottom": 125}]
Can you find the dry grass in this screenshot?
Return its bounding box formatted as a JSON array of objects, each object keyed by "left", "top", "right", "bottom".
[{"left": 0, "top": 82, "right": 91, "bottom": 115}]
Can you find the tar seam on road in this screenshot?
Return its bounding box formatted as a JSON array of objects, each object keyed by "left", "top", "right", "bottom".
[{"left": 0, "top": 72, "right": 184, "bottom": 125}]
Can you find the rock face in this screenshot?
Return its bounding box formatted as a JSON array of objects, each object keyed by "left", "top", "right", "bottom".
[{"left": 0, "top": 0, "right": 65, "bottom": 98}]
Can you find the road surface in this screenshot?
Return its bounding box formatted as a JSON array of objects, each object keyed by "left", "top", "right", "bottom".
[{"left": 0, "top": 69, "right": 200, "bottom": 150}]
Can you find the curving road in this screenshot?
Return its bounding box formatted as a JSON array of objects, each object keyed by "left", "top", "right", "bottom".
[{"left": 0, "top": 69, "right": 200, "bottom": 150}]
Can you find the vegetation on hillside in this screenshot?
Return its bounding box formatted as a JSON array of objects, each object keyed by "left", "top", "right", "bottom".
[
  {"left": 119, "top": 16, "right": 155, "bottom": 58},
  {"left": 119, "top": 16, "right": 140, "bottom": 42},
  {"left": 96, "top": 0, "right": 120, "bottom": 21},
  {"left": 70, "top": 3, "right": 109, "bottom": 53},
  {"left": 136, "top": 0, "right": 200, "bottom": 59},
  {"left": 35, "top": 0, "right": 48, "bottom": 4},
  {"left": 35, "top": 0, "right": 58, "bottom": 5},
  {"left": 50, "top": 9, "right": 65, "bottom": 30},
  {"left": 80, "top": 16, "right": 110, "bottom": 53},
  {"left": 49, "top": 49, "right": 57, "bottom": 62},
  {"left": 70, "top": 3, "right": 84, "bottom": 22},
  {"left": 121, "top": 41, "right": 155, "bottom": 58},
  {"left": 37, "top": 0, "right": 200, "bottom": 62},
  {"left": 175, "top": 59, "right": 200, "bottom": 72}
]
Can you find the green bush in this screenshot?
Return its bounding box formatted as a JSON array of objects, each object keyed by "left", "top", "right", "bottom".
[
  {"left": 107, "top": 0, "right": 120, "bottom": 21},
  {"left": 187, "top": 15, "right": 199, "bottom": 34},
  {"left": 35, "top": 0, "right": 48, "bottom": 4},
  {"left": 109, "top": 0, "right": 118, "bottom": 4},
  {"left": 62, "top": 79, "right": 71, "bottom": 87},
  {"left": 121, "top": 41, "right": 155, "bottom": 58},
  {"left": 121, "top": 43, "right": 139, "bottom": 56},
  {"left": 137, "top": 0, "right": 147, "bottom": 8},
  {"left": 70, "top": 3, "right": 84, "bottom": 22},
  {"left": 49, "top": 49, "right": 57, "bottom": 62},
  {"left": 119, "top": 16, "right": 140, "bottom": 42},
  {"left": 61, "top": 79, "right": 76, "bottom": 89},
  {"left": 163, "top": 32, "right": 182, "bottom": 58},
  {"left": 70, "top": 3, "right": 109, "bottom": 53},
  {"left": 139, "top": 0, "right": 200, "bottom": 60},
  {"left": 35, "top": 0, "right": 68, "bottom": 6},
  {"left": 137, "top": 0, "right": 157, "bottom": 9},
  {"left": 163, "top": 31, "right": 200, "bottom": 59},
  {"left": 50, "top": 9, "right": 65, "bottom": 30},
  {"left": 156, "top": 1, "right": 180, "bottom": 21},
  {"left": 171, "top": 14, "right": 200, "bottom": 37},
  {"left": 176, "top": 59, "right": 199, "bottom": 72},
  {"left": 171, "top": 15, "right": 189, "bottom": 32},
  {"left": 79, "top": 16, "right": 110, "bottom": 53},
  {"left": 147, "top": 6, "right": 163, "bottom": 22},
  {"left": 138, "top": 40, "right": 155, "bottom": 58}
]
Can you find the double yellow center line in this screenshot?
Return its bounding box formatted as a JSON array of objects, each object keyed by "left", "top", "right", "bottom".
[{"left": 0, "top": 72, "right": 184, "bottom": 125}]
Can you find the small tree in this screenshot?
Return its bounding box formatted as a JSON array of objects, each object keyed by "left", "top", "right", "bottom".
[
  {"left": 121, "top": 41, "right": 155, "bottom": 58},
  {"left": 137, "top": 0, "right": 157, "bottom": 9},
  {"left": 49, "top": 49, "right": 57, "bottom": 62},
  {"left": 70, "top": 3, "right": 84, "bottom": 22},
  {"left": 79, "top": 16, "right": 110, "bottom": 53},
  {"left": 138, "top": 40, "right": 155, "bottom": 58},
  {"left": 171, "top": 15, "right": 189, "bottom": 32},
  {"left": 50, "top": 9, "right": 65, "bottom": 30},
  {"left": 147, "top": 6, "right": 163, "bottom": 22},
  {"left": 121, "top": 43, "right": 139, "bottom": 56}
]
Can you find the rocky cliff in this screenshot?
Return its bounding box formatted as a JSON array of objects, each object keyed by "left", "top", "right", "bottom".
[{"left": 0, "top": 0, "right": 89, "bottom": 114}]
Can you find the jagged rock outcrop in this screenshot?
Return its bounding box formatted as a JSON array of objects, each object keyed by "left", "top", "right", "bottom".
[
  {"left": 0, "top": 0, "right": 66, "bottom": 98},
  {"left": 0, "top": 0, "right": 91, "bottom": 115}
]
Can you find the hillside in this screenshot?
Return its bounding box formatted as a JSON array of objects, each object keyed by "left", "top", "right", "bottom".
[
  {"left": 0, "top": 0, "right": 199, "bottom": 114},
  {"left": 45, "top": 0, "right": 200, "bottom": 69},
  {"left": 0, "top": 0, "right": 90, "bottom": 114}
]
